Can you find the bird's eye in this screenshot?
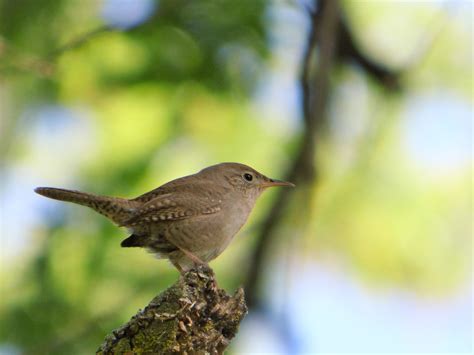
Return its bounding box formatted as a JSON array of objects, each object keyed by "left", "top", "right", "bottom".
[{"left": 243, "top": 173, "right": 253, "bottom": 182}]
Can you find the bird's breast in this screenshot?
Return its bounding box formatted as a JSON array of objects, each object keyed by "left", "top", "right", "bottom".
[{"left": 220, "top": 198, "right": 252, "bottom": 232}]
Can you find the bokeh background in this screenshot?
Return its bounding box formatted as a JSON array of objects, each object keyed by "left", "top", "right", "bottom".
[{"left": 0, "top": 0, "right": 472, "bottom": 354}]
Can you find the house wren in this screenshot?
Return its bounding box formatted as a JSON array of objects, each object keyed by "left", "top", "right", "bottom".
[{"left": 35, "top": 162, "right": 294, "bottom": 272}]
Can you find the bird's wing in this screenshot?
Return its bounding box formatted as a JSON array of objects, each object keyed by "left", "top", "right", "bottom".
[
  {"left": 121, "top": 190, "right": 222, "bottom": 227},
  {"left": 131, "top": 175, "right": 197, "bottom": 203}
]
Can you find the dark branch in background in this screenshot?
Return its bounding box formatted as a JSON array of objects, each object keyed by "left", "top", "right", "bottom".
[
  {"left": 334, "top": 1, "right": 452, "bottom": 90},
  {"left": 244, "top": 0, "right": 450, "bottom": 311},
  {"left": 244, "top": 0, "right": 404, "bottom": 308},
  {"left": 47, "top": 25, "right": 112, "bottom": 60},
  {"left": 336, "top": 18, "right": 402, "bottom": 90},
  {"left": 244, "top": 0, "right": 341, "bottom": 308},
  {"left": 0, "top": 26, "right": 114, "bottom": 77}
]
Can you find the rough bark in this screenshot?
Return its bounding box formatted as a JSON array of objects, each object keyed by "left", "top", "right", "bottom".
[{"left": 97, "top": 266, "right": 247, "bottom": 354}]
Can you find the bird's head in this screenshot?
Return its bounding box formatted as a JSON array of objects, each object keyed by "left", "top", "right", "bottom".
[{"left": 199, "top": 162, "right": 294, "bottom": 203}]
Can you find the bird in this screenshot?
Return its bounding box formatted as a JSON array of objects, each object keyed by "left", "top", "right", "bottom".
[{"left": 35, "top": 162, "right": 294, "bottom": 273}]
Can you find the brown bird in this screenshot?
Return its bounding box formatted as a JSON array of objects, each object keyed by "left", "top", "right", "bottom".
[{"left": 35, "top": 162, "right": 294, "bottom": 272}]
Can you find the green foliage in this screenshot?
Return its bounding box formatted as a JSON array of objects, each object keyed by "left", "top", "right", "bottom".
[{"left": 0, "top": 0, "right": 471, "bottom": 353}]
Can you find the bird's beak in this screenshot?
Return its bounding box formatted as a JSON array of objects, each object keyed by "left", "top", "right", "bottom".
[{"left": 260, "top": 178, "right": 295, "bottom": 188}]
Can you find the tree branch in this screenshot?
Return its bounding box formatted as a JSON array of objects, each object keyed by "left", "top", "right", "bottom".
[
  {"left": 244, "top": 0, "right": 340, "bottom": 308},
  {"left": 47, "top": 25, "right": 112, "bottom": 60},
  {"left": 244, "top": 0, "right": 452, "bottom": 309},
  {"left": 97, "top": 266, "right": 247, "bottom": 354},
  {"left": 336, "top": 17, "right": 402, "bottom": 90}
]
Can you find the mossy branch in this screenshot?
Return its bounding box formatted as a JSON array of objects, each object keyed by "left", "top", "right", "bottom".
[{"left": 96, "top": 266, "right": 247, "bottom": 354}]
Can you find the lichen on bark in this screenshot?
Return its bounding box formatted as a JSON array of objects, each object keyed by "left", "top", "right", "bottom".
[{"left": 96, "top": 265, "right": 247, "bottom": 354}]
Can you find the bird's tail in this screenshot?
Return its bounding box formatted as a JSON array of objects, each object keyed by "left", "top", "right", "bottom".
[{"left": 34, "top": 187, "right": 136, "bottom": 225}]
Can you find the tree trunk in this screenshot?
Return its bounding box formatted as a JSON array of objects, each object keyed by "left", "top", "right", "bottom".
[{"left": 96, "top": 266, "right": 247, "bottom": 354}]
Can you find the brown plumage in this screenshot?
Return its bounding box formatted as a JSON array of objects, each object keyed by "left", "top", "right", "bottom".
[{"left": 35, "top": 162, "right": 294, "bottom": 272}]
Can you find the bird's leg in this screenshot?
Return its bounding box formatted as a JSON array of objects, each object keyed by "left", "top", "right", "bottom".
[
  {"left": 169, "top": 259, "right": 184, "bottom": 274},
  {"left": 177, "top": 245, "right": 207, "bottom": 266},
  {"left": 168, "top": 248, "right": 207, "bottom": 274}
]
